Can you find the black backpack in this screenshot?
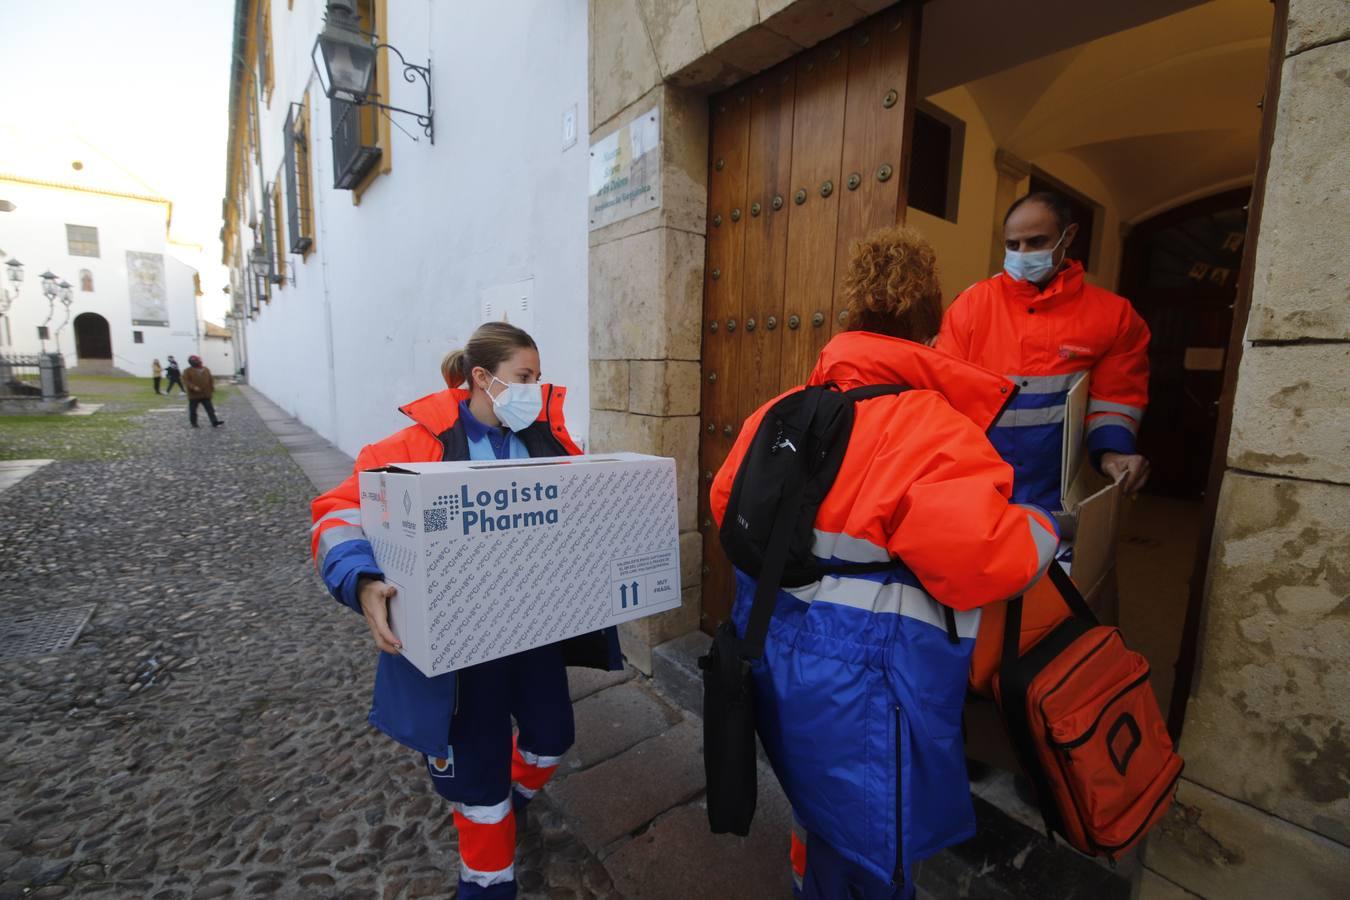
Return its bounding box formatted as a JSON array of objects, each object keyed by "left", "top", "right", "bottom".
[{"left": 699, "top": 382, "right": 910, "bottom": 835}]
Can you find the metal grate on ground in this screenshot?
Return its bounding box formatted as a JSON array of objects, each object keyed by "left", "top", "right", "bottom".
[{"left": 0, "top": 605, "right": 95, "bottom": 659}]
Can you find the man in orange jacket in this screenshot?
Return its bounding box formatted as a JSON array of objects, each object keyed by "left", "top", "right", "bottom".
[{"left": 937, "top": 191, "right": 1151, "bottom": 512}]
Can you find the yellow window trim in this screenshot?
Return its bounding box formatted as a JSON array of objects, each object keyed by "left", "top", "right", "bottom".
[
  {"left": 273, "top": 164, "right": 287, "bottom": 287},
  {"left": 298, "top": 93, "right": 317, "bottom": 260},
  {"left": 261, "top": 1, "right": 276, "bottom": 107},
  {"left": 351, "top": 0, "right": 392, "bottom": 206}
]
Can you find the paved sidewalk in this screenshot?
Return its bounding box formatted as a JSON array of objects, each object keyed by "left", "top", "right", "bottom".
[
  {"left": 0, "top": 386, "right": 614, "bottom": 898},
  {"left": 240, "top": 387, "right": 355, "bottom": 493},
  {"left": 0, "top": 459, "right": 53, "bottom": 496}
]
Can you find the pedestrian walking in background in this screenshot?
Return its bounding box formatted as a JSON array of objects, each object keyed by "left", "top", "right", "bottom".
[
  {"left": 182, "top": 355, "right": 223, "bottom": 428},
  {"left": 163, "top": 355, "right": 185, "bottom": 395},
  {"left": 152, "top": 358, "right": 163, "bottom": 394},
  {"left": 310, "top": 322, "right": 621, "bottom": 898}
]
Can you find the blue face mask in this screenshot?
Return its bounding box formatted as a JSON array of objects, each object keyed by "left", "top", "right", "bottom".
[
  {"left": 1004, "top": 230, "right": 1067, "bottom": 284},
  {"left": 489, "top": 376, "right": 543, "bottom": 432}
]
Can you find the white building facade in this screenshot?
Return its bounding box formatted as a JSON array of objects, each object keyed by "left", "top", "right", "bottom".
[
  {"left": 199, "top": 320, "right": 236, "bottom": 375},
  {"left": 0, "top": 144, "right": 203, "bottom": 376},
  {"left": 222, "top": 0, "right": 591, "bottom": 456}
]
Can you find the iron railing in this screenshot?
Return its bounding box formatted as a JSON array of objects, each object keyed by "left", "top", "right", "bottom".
[
  {"left": 0, "top": 353, "right": 42, "bottom": 397},
  {"left": 0, "top": 352, "right": 66, "bottom": 399}
]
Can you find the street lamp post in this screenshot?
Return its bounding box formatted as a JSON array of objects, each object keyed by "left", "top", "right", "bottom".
[
  {"left": 38, "top": 270, "right": 59, "bottom": 352},
  {"left": 53, "top": 280, "right": 74, "bottom": 359},
  {"left": 0, "top": 257, "right": 22, "bottom": 347}
]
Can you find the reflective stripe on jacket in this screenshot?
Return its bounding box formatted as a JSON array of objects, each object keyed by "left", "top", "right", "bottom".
[
  {"left": 935, "top": 261, "right": 1150, "bottom": 510},
  {"left": 310, "top": 385, "right": 622, "bottom": 758},
  {"left": 710, "top": 332, "right": 1059, "bottom": 884}
]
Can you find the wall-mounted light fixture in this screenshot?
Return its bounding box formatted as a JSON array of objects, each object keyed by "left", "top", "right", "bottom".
[
  {"left": 38, "top": 270, "right": 60, "bottom": 351},
  {"left": 312, "top": 0, "right": 434, "bottom": 143},
  {"left": 1, "top": 257, "right": 22, "bottom": 313},
  {"left": 0, "top": 257, "right": 22, "bottom": 346},
  {"left": 53, "top": 280, "right": 74, "bottom": 356}
]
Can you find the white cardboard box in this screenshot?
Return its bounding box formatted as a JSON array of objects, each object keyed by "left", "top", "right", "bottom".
[{"left": 357, "top": 452, "right": 681, "bottom": 677}]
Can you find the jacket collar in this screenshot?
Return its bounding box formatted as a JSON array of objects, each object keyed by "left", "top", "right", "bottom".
[
  {"left": 399, "top": 388, "right": 470, "bottom": 436},
  {"left": 807, "top": 331, "right": 1015, "bottom": 432},
  {"left": 399, "top": 384, "right": 571, "bottom": 437},
  {"left": 996, "top": 259, "right": 1086, "bottom": 307}
]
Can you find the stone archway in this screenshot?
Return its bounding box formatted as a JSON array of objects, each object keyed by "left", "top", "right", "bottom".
[{"left": 73, "top": 312, "right": 112, "bottom": 360}]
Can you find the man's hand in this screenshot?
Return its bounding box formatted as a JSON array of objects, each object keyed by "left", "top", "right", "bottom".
[
  {"left": 357, "top": 578, "right": 402, "bottom": 654},
  {"left": 1101, "top": 452, "right": 1151, "bottom": 495}
]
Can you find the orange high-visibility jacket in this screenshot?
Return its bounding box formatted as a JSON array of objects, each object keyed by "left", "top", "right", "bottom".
[
  {"left": 936, "top": 260, "right": 1150, "bottom": 512},
  {"left": 711, "top": 331, "right": 1060, "bottom": 614},
  {"left": 708, "top": 332, "right": 1060, "bottom": 881}
]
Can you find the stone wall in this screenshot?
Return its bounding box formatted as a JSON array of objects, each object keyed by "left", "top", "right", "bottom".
[
  {"left": 587, "top": 0, "right": 892, "bottom": 670},
  {"left": 1145, "top": 1, "right": 1350, "bottom": 895}
]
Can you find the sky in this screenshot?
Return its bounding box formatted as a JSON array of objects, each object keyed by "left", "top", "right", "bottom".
[{"left": 2, "top": 0, "right": 238, "bottom": 322}]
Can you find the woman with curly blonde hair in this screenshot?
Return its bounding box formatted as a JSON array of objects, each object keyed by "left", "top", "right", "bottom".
[
  {"left": 839, "top": 224, "right": 945, "bottom": 341},
  {"left": 710, "top": 225, "right": 1058, "bottom": 898}
]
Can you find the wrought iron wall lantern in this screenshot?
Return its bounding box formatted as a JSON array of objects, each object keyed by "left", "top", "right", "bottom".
[
  {"left": 53, "top": 280, "right": 74, "bottom": 352},
  {"left": 246, "top": 246, "right": 276, "bottom": 286},
  {"left": 37, "top": 270, "right": 60, "bottom": 350},
  {"left": 1, "top": 257, "right": 22, "bottom": 318},
  {"left": 312, "top": 0, "right": 434, "bottom": 143}
]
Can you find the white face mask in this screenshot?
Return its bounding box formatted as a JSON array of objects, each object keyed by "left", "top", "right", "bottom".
[
  {"left": 1004, "top": 230, "right": 1068, "bottom": 284},
  {"left": 488, "top": 376, "right": 543, "bottom": 432}
]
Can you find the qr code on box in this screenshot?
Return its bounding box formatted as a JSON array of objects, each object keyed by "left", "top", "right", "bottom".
[{"left": 424, "top": 508, "right": 448, "bottom": 533}]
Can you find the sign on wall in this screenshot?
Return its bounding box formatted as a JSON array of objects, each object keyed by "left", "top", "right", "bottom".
[
  {"left": 588, "top": 107, "right": 660, "bottom": 231},
  {"left": 126, "top": 251, "right": 169, "bottom": 326}
]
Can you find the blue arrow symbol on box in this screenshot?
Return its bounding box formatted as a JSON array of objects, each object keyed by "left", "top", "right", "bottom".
[
  {"left": 631, "top": 581, "right": 640, "bottom": 605},
  {"left": 619, "top": 583, "right": 628, "bottom": 609}
]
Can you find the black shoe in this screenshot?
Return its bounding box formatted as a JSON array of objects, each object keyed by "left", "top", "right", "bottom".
[
  {"left": 190, "top": 423, "right": 199, "bottom": 428},
  {"left": 212, "top": 420, "right": 224, "bottom": 427}
]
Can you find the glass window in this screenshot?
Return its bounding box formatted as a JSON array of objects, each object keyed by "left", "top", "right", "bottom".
[
  {"left": 907, "top": 104, "right": 964, "bottom": 223},
  {"left": 66, "top": 224, "right": 100, "bottom": 258}
]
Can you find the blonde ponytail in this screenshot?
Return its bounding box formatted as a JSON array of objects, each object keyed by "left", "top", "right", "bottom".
[{"left": 441, "top": 349, "right": 470, "bottom": 388}]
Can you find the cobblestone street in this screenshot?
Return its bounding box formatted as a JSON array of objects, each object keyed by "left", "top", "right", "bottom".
[{"left": 0, "top": 384, "right": 616, "bottom": 899}]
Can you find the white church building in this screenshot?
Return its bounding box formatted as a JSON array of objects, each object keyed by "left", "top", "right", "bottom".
[{"left": 0, "top": 131, "right": 204, "bottom": 377}]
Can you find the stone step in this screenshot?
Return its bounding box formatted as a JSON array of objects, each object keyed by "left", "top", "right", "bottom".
[
  {"left": 650, "top": 629, "right": 709, "bottom": 716},
  {"left": 647, "top": 631, "right": 1131, "bottom": 899},
  {"left": 68, "top": 360, "right": 135, "bottom": 377}
]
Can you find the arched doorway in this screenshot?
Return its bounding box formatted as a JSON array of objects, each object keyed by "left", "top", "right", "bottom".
[
  {"left": 73, "top": 313, "right": 112, "bottom": 360},
  {"left": 1118, "top": 188, "right": 1250, "bottom": 500}
]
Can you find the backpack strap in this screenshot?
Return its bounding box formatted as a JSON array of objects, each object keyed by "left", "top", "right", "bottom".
[
  {"left": 842, "top": 383, "right": 907, "bottom": 402},
  {"left": 739, "top": 485, "right": 800, "bottom": 661},
  {"left": 1048, "top": 559, "right": 1098, "bottom": 625},
  {"left": 1000, "top": 591, "right": 1059, "bottom": 837},
  {"left": 999, "top": 560, "right": 1096, "bottom": 839},
  {"left": 805, "top": 384, "right": 911, "bottom": 577},
  {"left": 739, "top": 387, "right": 827, "bottom": 661},
  {"left": 738, "top": 383, "right": 906, "bottom": 661}
]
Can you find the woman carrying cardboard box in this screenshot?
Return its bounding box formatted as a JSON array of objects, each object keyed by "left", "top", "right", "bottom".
[{"left": 310, "top": 322, "right": 622, "bottom": 899}]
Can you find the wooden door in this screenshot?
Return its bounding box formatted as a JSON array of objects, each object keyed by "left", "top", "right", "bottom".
[
  {"left": 1117, "top": 188, "right": 1248, "bottom": 501},
  {"left": 698, "top": 6, "right": 921, "bottom": 632}
]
